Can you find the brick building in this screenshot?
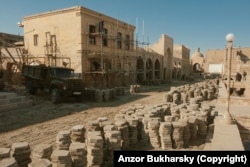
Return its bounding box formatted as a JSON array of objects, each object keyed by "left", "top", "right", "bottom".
[
  {"left": 204, "top": 47, "right": 250, "bottom": 78},
  {"left": 22, "top": 6, "right": 174, "bottom": 88},
  {"left": 173, "top": 45, "right": 191, "bottom": 79}
]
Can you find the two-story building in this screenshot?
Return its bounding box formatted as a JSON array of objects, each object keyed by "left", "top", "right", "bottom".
[{"left": 22, "top": 6, "right": 174, "bottom": 88}]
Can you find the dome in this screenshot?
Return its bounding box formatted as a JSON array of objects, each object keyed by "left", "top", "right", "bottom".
[{"left": 191, "top": 48, "right": 204, "bottom": 58}]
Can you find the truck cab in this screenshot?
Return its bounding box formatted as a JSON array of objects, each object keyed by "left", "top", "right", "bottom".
[{"left": 22, "top": 64, "right": 84, "bottom": 104}]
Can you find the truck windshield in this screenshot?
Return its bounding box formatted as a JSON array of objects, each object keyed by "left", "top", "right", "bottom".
[{"left": 53, "top": 69, "right": 74, "bottom": 77}]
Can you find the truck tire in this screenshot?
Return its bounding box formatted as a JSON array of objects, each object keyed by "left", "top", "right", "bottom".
[
  {"left": 0, "top": 81, "right": 5, "bottom": 91},
  {"left": 51, "top": 88, "right": 61, "bottom": 104},
  {"left": 29, "top": 87, "right": 38, "bottom": 95}
]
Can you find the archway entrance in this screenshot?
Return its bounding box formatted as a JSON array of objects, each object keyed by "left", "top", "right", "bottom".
[{"left": 136, "top": 58, "right": 144, "bottom": 84}]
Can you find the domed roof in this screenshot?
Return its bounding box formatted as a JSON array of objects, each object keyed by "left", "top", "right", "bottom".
[{"left": 191, "top": 48, "right": 204, "bottom": 59}]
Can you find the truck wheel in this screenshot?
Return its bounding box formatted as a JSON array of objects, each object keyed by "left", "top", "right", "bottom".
[
  {"left": 51, "top": 88, "right": 61, "bottom": 104},
  {"left": 29, "top": 87, "right": 37, "bottom": 95},
  {"left": 0, "top": 81, "right": 5, "bottom": 91}
]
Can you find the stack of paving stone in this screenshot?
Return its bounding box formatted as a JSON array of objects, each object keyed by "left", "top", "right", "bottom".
[
  {"left": 56, "top": 130, "right": 72, "bottom": 150},
  {"left": 187, "top": 89, "right": 194, "bottom": 100},
  {"left": 11, "top": 142, "right": 31, "bottom": 167},
  {"left": 0, "top": 158, "right": 18, "bottom": 167},
  {"left": 28, "top": 159, "right": 52, "bottom": 167},
  {"left": 126, "top": 117, "right": 139, "bottom": 148},
  {"left": 148, "top": 119, "right": 161, "bottom": 149},
  {"left": 135, "top": 109, "right": 145, "bottom": 141},
  {"left": 0, "top": 147, "right": 10, "bottom": 160},
  {"left": 71, "top": 125, "right": 86, "bottom": 143},
  {"left": 32, "top": 144, "right": 53, "bottom": 160},
  {"left": 129, "top": 85, "right": 140, "bottom": 94},
  {"left": 170, "top": 105, "right": 180, "bottom": 120},
  {"left": 114, "top": 119, "right": 130, "bottom": 150},
  {"left": 69, "top": 143, "right": 87, "bottom": 167},
  {"left": 207, "top": 88, "right": 214, "bottom": 100},
  {"left": 104, "top": 130, "right": 122, "bottom": 151},
  {"left": 188, "top": 98, "right": 200, "bottom": 111},
  {"left": 172, "top": 92, "right": 181, "bottom": 105},
  {"left": 98, "top": 118, "right": 114, "bottom": 130},
  {"left": 87, "top": 120, "right": 101, "bottom": 131},
  {"left": 51, "top": 150, "right": 72, "bottom": 167},
  {"left": 164, "top": 115, "right": 176, "bottom": 122},
  {"left": 181, "top": 91, "right": 189, "bottom": 103},
  {"left": 196, "top": 112, "right": 208, "bottom": 137},
  {"left": 178, "top": 120, "right": 191, "bottom": 148},
  {"left": 86, "top": 131, "right": 104, "bottom": 167},
  {"left": 164, "top": 92, "right": 173, "bottom": 103},
  {"left": 187, "top": 116, "right": 198, "bottom": 141},
  {"left": 104, "top": 129, "right": 122, "bottom": 165},
  {"left": 194, "top": 89, "right": 201, "bottom": 98},
  {"left": 159, "top": 122, "right": 173, "bottom": 150},
  {"left": 140, "top": 117, "right": 150, "bottom": 147},
  {"left": 172, "top": 121, "right": 184, "bottom": 149},
  {"left": 201, "top": 89, "right": 208, "bottom": 100}
]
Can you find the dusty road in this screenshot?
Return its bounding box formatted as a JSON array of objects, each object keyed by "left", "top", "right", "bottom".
[{"left": 0, "top": 81, "right": 207, "bottom": 150}]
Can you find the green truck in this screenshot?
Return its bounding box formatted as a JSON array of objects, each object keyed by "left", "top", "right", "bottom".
[{"left": 22, "top": 64, "right": 84, "bottom": 104}]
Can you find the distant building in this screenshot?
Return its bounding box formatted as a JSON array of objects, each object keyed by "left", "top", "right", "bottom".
[
  {"left": 0, "top": 32, "right": 23, "bottom": 47},
  {"left": 173, "top": 45, "right": 191, "bottom": 79},
  {"left": 22, "top": 6, "right": 174, "bottom": 88},
  {"left": 191, "top": 48, "right": 204, "bottom": 73},
  {"left": 204, "top": 47, "right": 250, "bottom": 78}
]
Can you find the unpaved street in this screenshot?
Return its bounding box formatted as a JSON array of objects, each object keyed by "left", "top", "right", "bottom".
[{"left": 0, "top": 82, "right": 207, "bottom": 150}]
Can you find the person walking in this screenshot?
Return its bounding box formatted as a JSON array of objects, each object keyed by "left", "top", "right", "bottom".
[{"left": 243, "top": 71, "right": 247, "bottom": 81}]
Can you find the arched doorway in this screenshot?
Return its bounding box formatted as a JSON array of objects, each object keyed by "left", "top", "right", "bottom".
[
  {"left": 154, "top": 59, "right": 160, "bottom": 79},
  {"left": 136, "top": 58, "right": 144, "bottom": 84},
  {"left": 146, "top": 58, "right": 153, "bottom": 81},
  {"left": 172, "top": 61, "right": 177, "bottom": 79},
  {"left": 177, "top": 62, "right": 182, "bottom": 79},
  {"left": 193, "top": 63, "right": 201, "bottom": 73}
]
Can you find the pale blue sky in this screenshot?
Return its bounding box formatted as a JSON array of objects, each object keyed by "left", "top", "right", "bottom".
[{"left": 1, "top": 0, "right": 250, "bottom": 54}]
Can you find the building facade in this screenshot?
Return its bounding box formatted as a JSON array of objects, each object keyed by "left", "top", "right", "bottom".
[
  {"left": 191, "top": 48, "right": 205, "bottom": 73},
  {"left": 173, "top": 45, "right": 191, "bottom": 79},
  {"left": 204, "top": 47, "right": 250, "bottom": 78},
  {"left": 22, "top": 6, "right": 174, "bottom": 88}
]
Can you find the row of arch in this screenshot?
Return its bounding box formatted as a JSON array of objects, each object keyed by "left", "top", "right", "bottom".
[
  {"left": 136, "top": 58, "right": 184, "bottom": 84},
  {"left": 136, "top": 58, "right": 161, "bottom": 84}
]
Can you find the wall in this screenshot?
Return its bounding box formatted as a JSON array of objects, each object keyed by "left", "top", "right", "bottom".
[
  {"left": 148, "top": 34, "right": 173, "bottom": 82},
  {"left": 23, "top": 6, "right": 82, "bottom": 73}
]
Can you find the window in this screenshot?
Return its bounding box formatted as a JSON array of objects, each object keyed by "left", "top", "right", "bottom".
[
  {"left": 125, "top": 34, "right": 130, "bottom": 50},
  {"left": 102, "top": 28, "right": 108, "bottom": 47},
  {"left": 89, "top": 25, "right": 96, "bottom": 45},
  {"left": 33, "top": 34, "right": 38, "bottom": 46},
  {"left": 117, "top": 32, "right": 122, "bottom": 49}
]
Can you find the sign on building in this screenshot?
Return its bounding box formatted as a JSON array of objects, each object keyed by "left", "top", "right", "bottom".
[{"left": 208, "top": 64, "right": 223, "bottom": 73}]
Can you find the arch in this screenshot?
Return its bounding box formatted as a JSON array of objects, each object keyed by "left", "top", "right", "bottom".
[
  {"left": 177, "top": 62, "right": 182, "bottom": 78},
  {"left": 136, "top": 58, "right": 144, "bottom": 84},
  {"left": 146, "top": 58, "right": 153, "bottom": 81},
  {"left": 172, "top": 61, "right": 177, "bottom": 79},
  {"left": 193, "top": 63, "right": 201, "bottom": 72},
  {"left": 154, "top": 59, "right": 161, "bottom": 79}
]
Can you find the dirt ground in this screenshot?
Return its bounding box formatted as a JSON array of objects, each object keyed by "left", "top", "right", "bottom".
[{"left": 0, "top": 81, "right": 209, "bottom": 150}]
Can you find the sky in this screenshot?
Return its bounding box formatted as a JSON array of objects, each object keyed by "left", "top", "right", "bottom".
[{"left": 1, "top": 0, "right": 250, "bottom": 54}]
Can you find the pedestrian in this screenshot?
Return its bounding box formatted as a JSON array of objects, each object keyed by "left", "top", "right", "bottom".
[
  {"left": 243, "top": 71, "right": 247, "bottom": 81},
  {"left": 235, "top": 72, "right": 242, "bottom": 82}
]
